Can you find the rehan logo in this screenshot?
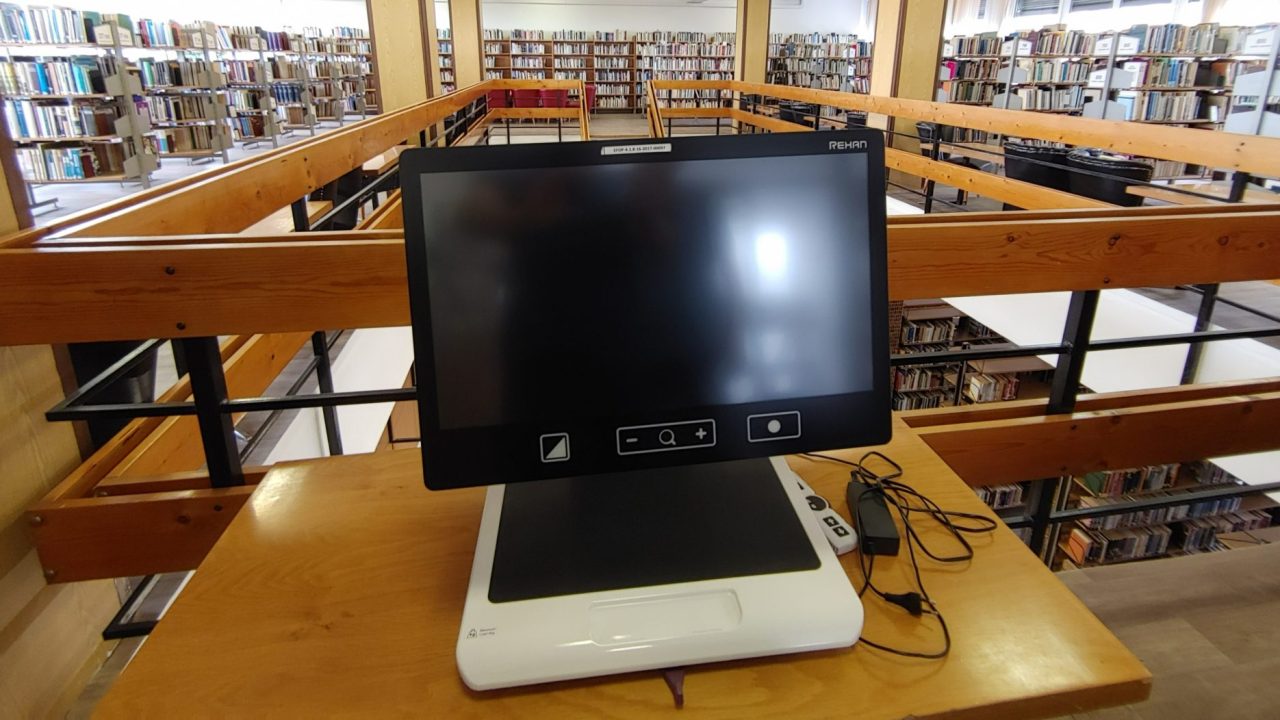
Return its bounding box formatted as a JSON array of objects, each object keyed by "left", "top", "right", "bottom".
[{"left": 829, "top": 140, "right": 868, "bottom": 151}]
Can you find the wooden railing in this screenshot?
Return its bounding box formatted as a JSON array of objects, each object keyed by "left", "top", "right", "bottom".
[
  {"left": 646, "top": 79, "right": 1280, "bottom": 211},
  {"left": 5, "top": 81, "right": 1280, "bottom": 581}
]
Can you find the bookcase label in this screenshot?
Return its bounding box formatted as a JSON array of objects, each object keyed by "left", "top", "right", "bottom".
[{"left": 602, "top": 143, "right": 671, "bottom": 156}]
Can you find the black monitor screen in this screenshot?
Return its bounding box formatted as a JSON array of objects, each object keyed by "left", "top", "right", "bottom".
[{"left": 402, "top": 132, "right": 889, "bottom": 489}]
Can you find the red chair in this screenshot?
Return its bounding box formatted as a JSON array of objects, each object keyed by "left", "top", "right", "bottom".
[
  {"left": 486, "top": 90, "right": 510, "bottom": 108},
  {"left": 586, "top": 84, "right": 597, "bottom": 111},
  {"left": 539, "top": 89, "right": 568, "bottom": 108},
  {"left": 512, "top": 90, "right": 541, "bottom": 108}
]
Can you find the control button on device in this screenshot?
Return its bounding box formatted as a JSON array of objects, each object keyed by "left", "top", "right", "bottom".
[
  {"left": 746, "top": 411, "right": 802, "bottom": 443},
  {"left": 539, "top": 433, "right": 570, "bottom": 463},
  {"left": 616, "top": 419, "right": 716, "bottom": 455}
]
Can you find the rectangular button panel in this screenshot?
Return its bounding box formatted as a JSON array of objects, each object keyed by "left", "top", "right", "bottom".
[{"left": 616, "top": 419, "right": 717, "bottom": 456}]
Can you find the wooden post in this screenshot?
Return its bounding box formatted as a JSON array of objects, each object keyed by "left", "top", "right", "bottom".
[
  {"left": 449, "top": 0, "right": 485, "bottom": 89},
  {"left": 734, "top": 0, "right": 771, "bottom": 84},
  {"left": 869, "top": 0, "right": 947, "bottom": 185},
  {"left": 366, "top": 0, "right": 431, "bottom": 112}
]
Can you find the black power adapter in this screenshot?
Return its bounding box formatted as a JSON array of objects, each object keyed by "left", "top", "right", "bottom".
[{"left": 847, "top": 478, "right": 900, "bottom": 556}]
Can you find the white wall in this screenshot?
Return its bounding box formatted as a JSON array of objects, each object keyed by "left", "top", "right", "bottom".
[
  {"left": 478, "top": 1, "right": 737, "bottom": 33},
  {"left": 772, "top": 0, "right": 875, "bottom": 36},
  {"left": 437, "top": 0, "right": 874, "bottom": 36},
  {"left": 50, "top": 0, "right": 367, "bottom": 32},
  {"left": 944, "top": 0, "right": 1239, "bottom": 38}
]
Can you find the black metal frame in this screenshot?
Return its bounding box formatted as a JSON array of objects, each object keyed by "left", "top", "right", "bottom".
[{"left": 44, "top": 109, "right": 1280, "bottom": 569}]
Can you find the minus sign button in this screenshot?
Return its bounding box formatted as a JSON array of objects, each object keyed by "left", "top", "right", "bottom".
[{"left": 625, "top": 437, "right": 638, "bottom": 444}]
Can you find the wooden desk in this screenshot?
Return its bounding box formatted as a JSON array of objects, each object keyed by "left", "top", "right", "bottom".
[
  {"left": 96, "top": 419, "right": 1150, "bottom": 718},
  {"left": 362, "top": 145, "right": 411, "bottom": 179},
  {"left": 240, "top": 200, "right": 333, "bottom": 235}
]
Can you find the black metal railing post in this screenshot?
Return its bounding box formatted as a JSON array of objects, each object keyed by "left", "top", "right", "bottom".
[
  {"left": 312, "top": 331, "right": 344, "bottom": 456},
  {"left": 924, "top": 125, "right": 942, "bottom": 214},
  {"left": 1181, "top": 283, "right": 1219, "bottom": 385},
  {"left": 180, "top": 337, "right": 243, "bottom": 488},
  {"left": 1027, "top": 477, "right": 1060, "bottom": 560},
  {"left": 1047, "top": 290, "right": 1100, "bottom": 415},
  {"left": 1228, "top": 171, "right": 1251, "bottom": 203},
  {"left": 290, "top": 198, "right": 310, "bottom": 232}
]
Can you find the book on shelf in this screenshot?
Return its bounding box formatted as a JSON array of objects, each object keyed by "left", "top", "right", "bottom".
[
  {"left": 0, "top": 3, "right": 89, "bottom": 45},
  {"left": 16, "top": 142, "right": 128, "bottom": 181},
  {"left": 0, "top": 56, "right": 105, "bottom": 95},
  {"left": 4, "top": 99, "right": 114, "bottom": 139}
]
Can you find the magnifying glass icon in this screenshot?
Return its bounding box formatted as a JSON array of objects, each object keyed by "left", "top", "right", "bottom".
[{"left": 658, "top": 428, "right": 676, "bottom": 446}]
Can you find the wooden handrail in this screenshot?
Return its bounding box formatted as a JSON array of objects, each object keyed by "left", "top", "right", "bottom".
[
  {"left": 651, "top": 80, "right": 1280, "bottom": 179},
  {"left": 4, "top": 207, "right": 1279, "bottom": 345}
]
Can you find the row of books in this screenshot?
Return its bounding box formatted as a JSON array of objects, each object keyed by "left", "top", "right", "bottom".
[
  {"left": 594, "top": 43, "right": 633, "bottom": 56},
  {"left": 892, "top": 390, "right": 950, "bottom": 411},
  {"left": 963, "top": 373, "right": 1020, "bottom": 404},
  {"left": 770, "top": 72, "right": 868, "bottom": 93},
  {"left": 137, "top": 58, "right": 222, "bottom": 89},
  {"left": 1076, "top": 492, "right": 1243, "bottom": 531},
  {"left": 901, "top": 318, "right": 957, "bottom": 346},
  {"left": 771, "top": 34, "right": 870, "bottom": 54},
  {"left": 942, "top": 58, "right": 999, "bottom": 81},
  {"left": 768, "top": 58, "right": 864, "bottom": 76},
  {"left": 1120, "top": 59, "right": 1210, "bottom": 88},
  {"left": 968, "top": 23, "right": 1249, "bottom": 59},
  {"left": 145, "top": 95, "right": 220, "bottom": 123},
  {"left": 595, "top": 57, "right": 631, "bottom": 70},
  {"left": 641, "top": 42, "right": 734, "bottom": 58},
  {"left": 947, "top": 80, "right": 997, "bottom": 104},
  {"left": 1078, "top": 464, "right": 1180, "bottom": 497},
  {"left": 974, "top": 483, "right": 1026, "bottom": 511},
  {"left": 1127, "top": 90, "right": 1202, "bottom": 122},
  {"left": 227, "top": 88, "right": 274, "bottom": 112},
  {"left": 1014, "top": 86, "right": 1085, "bottom": 112},
  {"left": 511, "top": 43, "right": 547, "bottom": 54},
  {"left": 16, "top": 143, "right": 125, "bottom": 181},
  {"left": 315, "top": 59, "right": 369, "bottom": 78},
  {"left": 553, "top": 43, "right": 590, "bottom": 54},
  {"left": 638, "top": 58, "right": 734, "bottom": 72},
  {"left": 270, "top": 84, "right": 309, "bottom": 104},
  {"left": 770, "top": 42, "right": 872, "bottom": 60},
  {"left": 154, "top": 124, "right": 226, "bottom": 152},
  {"left": 1065, "top": 524, "right": 1172, "bottom": 566},
  {"left": 0, "top": 3, "right": 87, "bottom": 45},
  {"left": 1023, "top": 59, "right": 1091, "bottom": 84},
  {"left": 4, "top": 100, "right": 114, "bottom": 139},
  {"left": 893, "top": 366, "right": 954, "bottom": 393},
  {"left": 0, "top": 57, "right": 104, "bottom": 96},
  {"left": 1180, "top": 511, "right": 1272, "bottom": 551}
]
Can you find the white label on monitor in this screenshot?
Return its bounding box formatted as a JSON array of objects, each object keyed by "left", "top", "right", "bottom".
[{"left": 602, "top": 143, "right": 671, "bottom": 156}]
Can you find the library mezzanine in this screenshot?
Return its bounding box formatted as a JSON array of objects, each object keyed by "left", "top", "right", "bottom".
[{"left": 0, "top": 0, "right": 1278, "bottom": 718}]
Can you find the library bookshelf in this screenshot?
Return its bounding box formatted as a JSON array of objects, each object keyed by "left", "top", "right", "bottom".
[
  {"left": 767, "top": 33, "right": 871, "bottom": 94},
  {"left": 437, "top": 29, "right": 454, "bottom": 95},
  {"left": 894, "top": 299, "right": 1051, "bottom": 411},
  {"left": 0, "top": 2, "right": 371, "bottom": 201},
  {"left": 480, "top": 30, "right": 735, "bottom": 111},
  {"left": 939, "top": 22, "right": 1279, "bottom": 180}
]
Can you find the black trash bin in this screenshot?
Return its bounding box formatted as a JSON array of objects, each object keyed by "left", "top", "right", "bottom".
[
  {"left": 1002, "top": 140, "right": 1074, "bottom": 210},
  {"left": 779, "top": 101, "right": 818, "bottom": 128},
  {"left": 68, "top": 340, "right": 159, "bottom": 448},
  {"left": 1066, "top": 151, "right": 1154, "bottom": 207}
]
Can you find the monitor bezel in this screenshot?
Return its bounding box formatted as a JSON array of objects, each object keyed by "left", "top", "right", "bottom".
[{"left": 401, "top": 130, "right": 890, "bottom": 490}]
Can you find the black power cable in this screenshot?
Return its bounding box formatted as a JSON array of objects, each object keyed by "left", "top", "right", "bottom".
[{"left": 801, "top": 451, "right": 998, "bottom": 659}]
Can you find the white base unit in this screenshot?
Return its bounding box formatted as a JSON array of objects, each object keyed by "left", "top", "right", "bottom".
[{"left": 455, "top": 456, "right": 863, "bottom": 691}]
